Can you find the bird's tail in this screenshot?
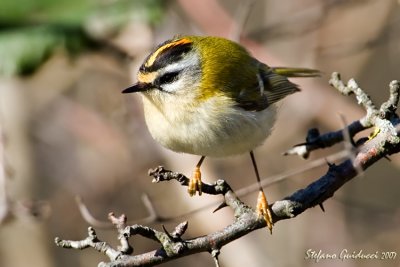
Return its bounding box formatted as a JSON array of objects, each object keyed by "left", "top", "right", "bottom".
[{"left": 271, "top": 67, "right": 321, "bottom": 78}]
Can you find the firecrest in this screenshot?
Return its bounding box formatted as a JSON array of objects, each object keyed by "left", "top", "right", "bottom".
[{"left": 123, "top": 35, "right": 319, "bottom": 233}]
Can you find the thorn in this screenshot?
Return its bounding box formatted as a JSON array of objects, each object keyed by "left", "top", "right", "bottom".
[
  {"left": 383, "top": 155, "right": 391, "bottom": 162},
  {"left": 213, "top": 202, "right": 228, "bottom": 213},
  {"left": 319, "top": 203, "right": 325, "bottom": 212},
  {"left": 162, "top": 225, "right": 174, "bottom": 240},
  {"left": 294, "top": 142, "right": 309, "bottom": 147},
  {"left": 325, "top": 159, "right": 335, "bottom": 168}
]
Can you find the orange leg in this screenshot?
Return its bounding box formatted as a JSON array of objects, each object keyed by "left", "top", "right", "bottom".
[
  {"left": 188, "top": 156, "right": 205, "bottom": 196},
  {"left": 250, "top": 151, "right": 273, "bottom": 234}
]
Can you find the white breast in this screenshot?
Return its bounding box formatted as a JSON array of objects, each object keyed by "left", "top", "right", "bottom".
[{"left": 142, "top": 93, "right": 277, "bottom": 157}]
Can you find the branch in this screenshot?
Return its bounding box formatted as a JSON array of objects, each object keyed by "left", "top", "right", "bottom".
[
  {"left": 284, "top": 72, "right": 399, "bottom": 158},
  {"left": 75, "top": 193, "right": 166, "bottom": 229},
  {"left": 55, "top": 73, "right": 400, "bottom": 266},
  {"left": 57, "top": 179, "right": 262, "bottom": 266}
]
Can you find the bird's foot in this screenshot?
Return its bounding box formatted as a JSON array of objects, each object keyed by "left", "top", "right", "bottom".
[
  {"left": 188, "top": 166, "right": 202, "bottom": 196},
  {"left": 257, "top": 190, "right": 273, "bottom": 234}
]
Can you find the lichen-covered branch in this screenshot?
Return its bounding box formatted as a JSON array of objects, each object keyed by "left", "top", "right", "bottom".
[
  {"left": 57, "top": 176, "right": 263, "bottom": 267},
  {"left": 284, "top": 72, "right": 399, "bottom": 158},
  {"left": 55, "top": 73, "right": 400, "bottom": 267},
  {"left": 283, "top": 121, "right": 366, "bottom": 159},
  {"left": 55, "top": 227, "right": 122, "bottom": 261}
]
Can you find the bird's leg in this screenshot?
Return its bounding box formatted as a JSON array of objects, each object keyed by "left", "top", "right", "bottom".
[
  {"left": 188, "top": 156, "right": 206, "bottom": 196},
  {"left": 250, "top": 151, "right": 273, "bottom": 234}
]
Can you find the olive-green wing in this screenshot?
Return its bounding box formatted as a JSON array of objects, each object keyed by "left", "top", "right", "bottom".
[{"left": 236, "top": 64, "right": 320, "bottom": 111}]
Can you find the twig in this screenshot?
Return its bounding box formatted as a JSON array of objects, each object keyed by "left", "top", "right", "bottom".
[
  {"left": 285, "top": 72, "right": 399, "bottom": 158},
  {"left": 76, "top": 194, "right": 167, "bottom": 229},
  {"left": 380, "top": 80, "right": 400, "bottom": 117},
  {"left": 76, "top": 196, "right": 114, "bottom": 228},
  {"left": 211, "top": 249, "right": 221, "bottom": 267},
  {"left": 109, "top": 213, "right": 133, "bottom": 254},
  {"left": 55, "top": 227, "right": 122, "bottom": 261},
  {"left": 283, "top": 121, "right": 366, "bottom": 158}
]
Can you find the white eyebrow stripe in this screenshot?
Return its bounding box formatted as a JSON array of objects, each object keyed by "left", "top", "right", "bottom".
[
  {"left": 156, "top": 51, "right": 201, "bottom": 93},
  {"left": 162, "top": 51, "right": 200, "bottom": 74}
]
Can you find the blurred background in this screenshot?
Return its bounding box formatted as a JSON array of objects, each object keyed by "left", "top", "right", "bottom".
[{"left": 1, "top": 0, "right": 400, "bottom": 266}]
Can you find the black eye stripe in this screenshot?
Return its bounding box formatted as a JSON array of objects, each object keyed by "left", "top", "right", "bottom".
[{"left": 157, "top": 71, "right": 180, "bottom": 85}]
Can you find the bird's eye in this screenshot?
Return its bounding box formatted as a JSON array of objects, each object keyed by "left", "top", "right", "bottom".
[{"left": 158, "top": 71, "right": 180, "bottom": 85}]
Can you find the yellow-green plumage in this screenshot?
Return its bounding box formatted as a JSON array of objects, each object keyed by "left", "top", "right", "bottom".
[
  {"left": 186, "top": 36, "right": 319, "bottom": 111},
  {"left": 191, "top": 36, "right": 259, "bottom": 101}
]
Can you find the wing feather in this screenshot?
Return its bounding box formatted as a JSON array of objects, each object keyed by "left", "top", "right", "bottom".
[{"left": 235, "top": 64, "right": 319, "bottom": 111}]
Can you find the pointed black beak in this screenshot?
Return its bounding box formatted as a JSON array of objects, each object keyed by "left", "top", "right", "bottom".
[{"left": 122, "top": 82, "right": 151, "bottom": 94}]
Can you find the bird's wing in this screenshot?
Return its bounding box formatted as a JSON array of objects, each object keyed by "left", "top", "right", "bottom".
[{"left": 235, "top": 64, "right": 320, "bottom": 111}]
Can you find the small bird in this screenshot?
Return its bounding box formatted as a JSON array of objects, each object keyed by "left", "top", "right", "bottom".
[{"left": 123, "top": 35, "right": 319, "bottom": 233}]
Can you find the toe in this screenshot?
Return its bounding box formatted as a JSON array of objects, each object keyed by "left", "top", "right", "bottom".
[
  {"left": 257, "top": 191, "right": 273, "bottom": 234},
  {"left": 188, "top": 167, "right": 202, "bottom": 196}
]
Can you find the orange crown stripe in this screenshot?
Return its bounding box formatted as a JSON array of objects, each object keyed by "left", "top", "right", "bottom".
[
  {"left": 138, "top": 72, "right": 157, "bottom": 84},
  {"left": 145, "top": 38, "right": 192, "bottom": 68}
]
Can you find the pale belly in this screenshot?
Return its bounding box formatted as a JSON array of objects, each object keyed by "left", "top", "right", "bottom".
[{"left": 142, "top": 95, "right": 277, "bottom": 157}]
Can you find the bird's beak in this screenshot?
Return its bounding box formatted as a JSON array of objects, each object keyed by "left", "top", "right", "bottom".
[{"left": 122, "top": 82, "right": 151, "bottom": 94}]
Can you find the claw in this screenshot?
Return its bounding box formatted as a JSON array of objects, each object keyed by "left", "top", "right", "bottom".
[
  {"left": 257, "top": 191, "right": 273, "bottom": 234},
  {"left": 188, "top": 166, "right": 202, "bottom": 196}
]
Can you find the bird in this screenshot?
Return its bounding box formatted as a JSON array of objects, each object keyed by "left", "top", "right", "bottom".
[{"left": 122, "top": 35, "right": 319, "bottom": 233}]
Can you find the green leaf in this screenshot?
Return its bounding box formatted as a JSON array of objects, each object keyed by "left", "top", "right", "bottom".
[{"left": 0, "top": 0, "right": 165, "bottom": 76}]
